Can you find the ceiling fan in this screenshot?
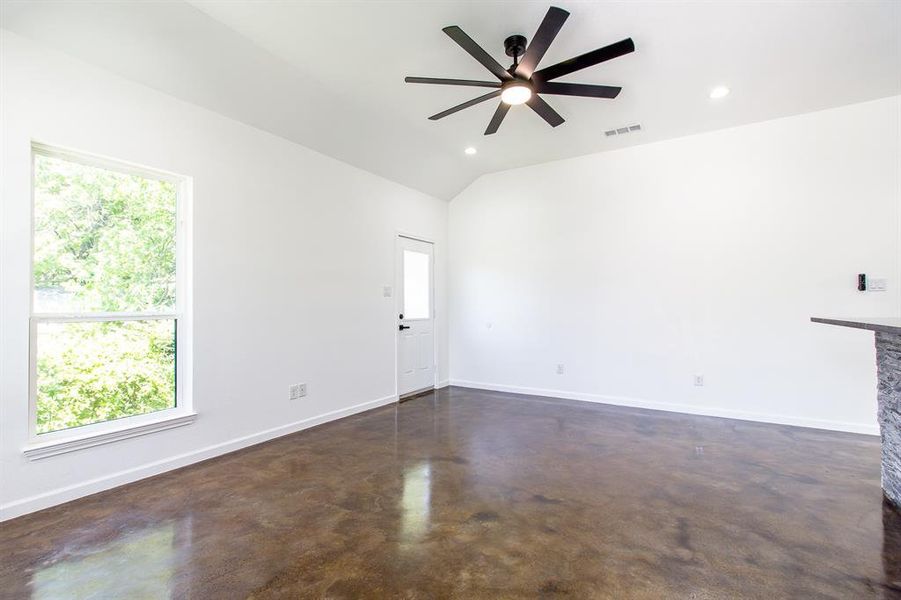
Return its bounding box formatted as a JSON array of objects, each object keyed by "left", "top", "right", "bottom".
[{"left": 405, "top": 6, "right": 634, "bottom": 135}]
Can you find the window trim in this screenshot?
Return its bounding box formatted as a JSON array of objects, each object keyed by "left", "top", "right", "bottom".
[
  {"left": 23, "top": 412, "right": 197, "bottom": 461},
  {"left": 26, "top": 142, "right": 193, "bottom": 454}
]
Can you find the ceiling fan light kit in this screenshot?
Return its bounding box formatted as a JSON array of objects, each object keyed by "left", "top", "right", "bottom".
[
  {"left": 405, "top": 6, "right": 634, "bottom": 135},
  {"left": 501, "top": 81, "right": 532, "bottom": 105}
]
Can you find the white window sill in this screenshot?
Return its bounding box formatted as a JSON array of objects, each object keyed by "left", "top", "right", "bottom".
[{"left": 23, "top": 412, "right": 197, "bottom": 461}]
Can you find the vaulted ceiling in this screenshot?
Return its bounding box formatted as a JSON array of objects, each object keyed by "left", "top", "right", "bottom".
[{"left": 2, "top": 1, "right": 899, "bottom": 199}]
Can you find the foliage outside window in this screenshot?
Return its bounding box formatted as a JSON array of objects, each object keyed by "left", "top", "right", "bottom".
[{"left": 32, "top": 148, "right": 183, "bottom": 435}]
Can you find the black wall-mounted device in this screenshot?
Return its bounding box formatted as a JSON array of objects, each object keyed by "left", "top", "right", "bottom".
[{"left": 858, "top": 273, "right": 867, "bottom": 291}]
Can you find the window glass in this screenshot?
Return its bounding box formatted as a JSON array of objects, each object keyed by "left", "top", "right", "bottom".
[
  {"left": 33, "top": 154, "right": 177, "bottom": 313},
  {"left": 403, "top": 250, "right": 430, "bottom": 319},
  {"left": 32, "top": 148, "right": 182, "bottom": 437},
  {"left": 36, "top": 320, "right": 176, "bottom": 434}
]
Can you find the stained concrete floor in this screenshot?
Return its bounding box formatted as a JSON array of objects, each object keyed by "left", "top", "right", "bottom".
[{"left": 1, "top": 386, "right": 899, "bottom": 599}]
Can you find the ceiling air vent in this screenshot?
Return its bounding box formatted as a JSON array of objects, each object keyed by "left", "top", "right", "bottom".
[{"left": 605, "top": 124, "right": 642, "bottom": 137}]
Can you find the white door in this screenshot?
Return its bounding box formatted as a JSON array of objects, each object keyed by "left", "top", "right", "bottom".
[{"left": 397, "top": 236, "right": 435, "bottom": 397}]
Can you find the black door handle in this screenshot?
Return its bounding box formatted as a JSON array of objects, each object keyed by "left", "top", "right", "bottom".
[{"left": 399, "top": 324, "right": 411, "bottom": 331}]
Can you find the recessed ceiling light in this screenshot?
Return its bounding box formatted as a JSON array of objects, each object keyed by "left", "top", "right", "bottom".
[
  {"left": 709, "top": 86, "right": 730, "bottom": 99},
  {"left": 464, "top": 147, "right": 477, "bottom": 155}
]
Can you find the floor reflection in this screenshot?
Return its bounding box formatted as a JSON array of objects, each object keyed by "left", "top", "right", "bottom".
[
  {"left": 400, "top": 462, "right": 432, "bottom": 546},
  {"left": 3, "top": 388, "right": 896, "bottom": 597},
  {"left": 30, "top": 517, "right": 191, "bottom": 599}
]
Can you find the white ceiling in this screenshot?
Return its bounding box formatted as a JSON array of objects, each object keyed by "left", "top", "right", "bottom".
[{"left": 2, "top": 1, "right": 899, "bottom": 199}]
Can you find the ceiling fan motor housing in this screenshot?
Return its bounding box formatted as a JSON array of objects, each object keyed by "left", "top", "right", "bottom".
[{"left": 504, "top": 35, "right": 528, "bottom": 58}]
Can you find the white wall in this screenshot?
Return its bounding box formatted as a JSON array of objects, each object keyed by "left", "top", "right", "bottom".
[
  {"left": 0, "top": 32, "right": 448, "bottom": 520},
  {"left": 449, "top": 95, "right": 901, "bottom": 434}
]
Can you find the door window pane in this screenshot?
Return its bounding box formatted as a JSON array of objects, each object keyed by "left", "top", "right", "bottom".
[
  {"left": 33, "top": 154, "right": 177, "bottom": 313},
  {"left": 403, "top": 250, "right": 430, "bottom": 319},
  {"left": 36, "top": 319, "right": 176, "bottom": 434}
]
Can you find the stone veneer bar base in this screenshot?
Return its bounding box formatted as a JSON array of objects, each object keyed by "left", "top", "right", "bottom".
[
  {"left": 876, "top": 331, "right": 901, "bottom": 506},
  {"left": 811, "top": 317, "right": 901, "bottom": 507}
]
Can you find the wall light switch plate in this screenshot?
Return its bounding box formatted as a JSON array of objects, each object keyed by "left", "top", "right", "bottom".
[
  {"left": 383, "top": 286, "right": 393, "bottom": 297},
  {"left": 869, "top": 278, "right": 888, "bottom": 291},
  {"left": 694, "top": 375, "right": 705, "bottom": 386}
]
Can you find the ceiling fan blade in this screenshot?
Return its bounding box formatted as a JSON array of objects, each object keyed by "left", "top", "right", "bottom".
[
  {"left": 533, "top": 38, "right": 635, "bottom": 82},
  {"left": 484, "top": 102, "right": 511, "bottom": 135},
  {"left": 536, "top": 81, "right": 621, "bottom": 98},
  {"left": 428, "top": 90, "right": 502, "bottom": 120},
  {"left": 514, "top": 6, "right": 569, "bottom": 79},
  {"left": 443, "top": 26, "right": 513, "bottom": 81},
  {"left": 527, "top": 95, "right": 565, "bottom": 127},
  {"left": 406, "top": 77, "right": 502, "bottom": 88}
]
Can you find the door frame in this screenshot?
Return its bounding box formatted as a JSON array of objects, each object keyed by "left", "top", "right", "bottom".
[{"left": 394, "top": 231, "right": 438, "bottom": 400}]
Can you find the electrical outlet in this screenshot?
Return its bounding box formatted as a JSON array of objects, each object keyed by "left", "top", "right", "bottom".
[
  {"left": 289, "top": 383, "right": 307, "bottom": 400},
  {"left": 556, "top": 364, "right": 565, "bottom": 375},
  {"left": 694, "top": 375, "right": 704, "bottom": 387}
]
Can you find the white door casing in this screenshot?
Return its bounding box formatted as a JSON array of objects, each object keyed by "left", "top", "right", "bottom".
[{"left": 396, "top": 236, "right": 435, "bottom": 397}]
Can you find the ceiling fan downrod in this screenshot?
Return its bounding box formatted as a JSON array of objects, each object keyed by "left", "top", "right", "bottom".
[{"left": 504, "top": 34, "right": 528, "bottom": 68}]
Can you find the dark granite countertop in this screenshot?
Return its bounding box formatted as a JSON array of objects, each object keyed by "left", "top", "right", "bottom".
[{"left": 811, "top": 317, "right": 901, "bottom": 335}]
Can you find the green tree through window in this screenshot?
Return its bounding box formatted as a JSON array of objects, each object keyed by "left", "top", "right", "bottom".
[{"left": 33, "top": 151, "right": 179, "bottom": 434}]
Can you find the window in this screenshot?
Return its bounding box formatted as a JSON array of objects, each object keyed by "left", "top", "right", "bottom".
[
  {"left": 402, "top": 249, "right": 430, "bottom": 320},
  {"left": 29, "top": 144, "right": 191, "bottom": 449}
]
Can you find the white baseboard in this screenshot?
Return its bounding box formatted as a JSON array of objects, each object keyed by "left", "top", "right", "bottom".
[
  {"left": 0, "top": 394, "right": 397, "bottom": 522},
  {"left": 449, "top": 379, "right": 879, "bottom": 436},
  {"left": 435, "top": 379, "right": 450, "bottom": 389}
]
